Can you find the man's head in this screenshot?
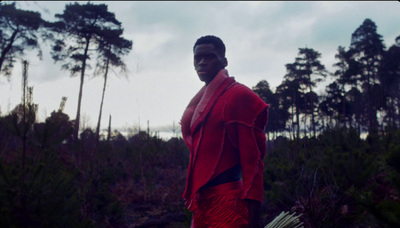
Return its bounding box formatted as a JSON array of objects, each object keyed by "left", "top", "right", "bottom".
[{"left": 193, "top": 35, "right": 228, "bottom": 85}]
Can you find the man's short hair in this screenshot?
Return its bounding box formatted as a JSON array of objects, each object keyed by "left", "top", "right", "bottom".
[{"left": 193, "top": 35, "right": 226, "bottom": 57}]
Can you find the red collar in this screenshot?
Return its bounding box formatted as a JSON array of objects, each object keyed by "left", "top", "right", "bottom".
[{"left": 181, "top": 69, "right": 236, "bottom": 147}]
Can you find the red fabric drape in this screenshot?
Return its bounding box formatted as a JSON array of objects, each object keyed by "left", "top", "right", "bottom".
[{"left": 191, "top": 181, "right": 248, "bottom": 228}]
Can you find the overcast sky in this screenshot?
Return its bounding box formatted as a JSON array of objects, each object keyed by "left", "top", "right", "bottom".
[{"left": 1, "top": 1, "right": 399, "bottom": 138}]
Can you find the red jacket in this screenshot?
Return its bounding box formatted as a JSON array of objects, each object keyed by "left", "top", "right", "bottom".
[{"left": 181, "top": 69, "right": 269, "bottom": 209}]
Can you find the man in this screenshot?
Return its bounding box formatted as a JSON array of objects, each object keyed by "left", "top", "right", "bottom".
[{"left": 181, "top": 35, "right": 269, "bottom": 227}]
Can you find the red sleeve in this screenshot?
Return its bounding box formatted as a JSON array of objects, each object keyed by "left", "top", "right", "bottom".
[
  {"left": 227, "top": 111, "right": 267, "bottom": 202},
  {"left": 225, "top": 85, "right": 269, "bottom": 202}
]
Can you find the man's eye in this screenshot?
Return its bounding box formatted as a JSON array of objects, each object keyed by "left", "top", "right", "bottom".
[
  {"left": 204, "top": 54, "right": 215, "bottom": 59},
  {"left": 194, "top": 54, "right": 215, "bottom": 61}
]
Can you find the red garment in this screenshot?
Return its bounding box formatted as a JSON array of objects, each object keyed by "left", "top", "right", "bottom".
[
  {"left": 191, "top": 181, "right": 248, "bottom": 228},
  {"left": 181, "top": 69, "right": 269, "bottom": 210}
]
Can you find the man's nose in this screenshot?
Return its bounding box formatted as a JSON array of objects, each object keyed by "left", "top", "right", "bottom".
[{"left": 199, "top": 57, "right": 207, "bottom": 65}]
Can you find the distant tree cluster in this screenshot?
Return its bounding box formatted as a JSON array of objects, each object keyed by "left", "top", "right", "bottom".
[
  {"left": 0, "top": 104, "right": 190, "bottom": 227},
  {"left": 0, "top": 2, "right": 45, "bottom": 78},
  {"left": 252, "top": 18, "right": 400, "bottom": 227},
  {"left": 0, "top": 2, "right": 132, "bottom": 141},
  {"left": 253, "top": 19, "right": 400, "bottom": 140},
  {"left": 263, "top": 127, "right": 400, "bottom": 227}
]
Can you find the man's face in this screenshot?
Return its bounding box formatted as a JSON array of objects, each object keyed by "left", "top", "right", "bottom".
[{"left": 193, "top": 44, "right": 227, "bottom": 85}]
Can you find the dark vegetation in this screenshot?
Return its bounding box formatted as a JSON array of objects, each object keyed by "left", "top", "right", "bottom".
[
  {"left": 263, "top": 129, "right": 400, "bottom": 227},
  {"left": 1, "top": 1, "right": 400, "bottom": 227},
  {"left": 0, "top": 108, "right": 191, "bottom": 227}
]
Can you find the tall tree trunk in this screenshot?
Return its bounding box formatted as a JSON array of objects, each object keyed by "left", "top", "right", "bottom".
[
  {"left": 107, "top": 114, "right": 112, "bottom": 141},
  {"left": 366, "top": 61, "right": 379, "bottom": 135},
  {"left": 398, "top": 97, "right": 400, "bottom": 129},
  {"left": 0, "top": 29, "right": 18, "bottom": 75},
  {"left": 341, "top": 83, "right": 346, "bottom": 128},
  {"left": 303, "top": 114, "right": 307, "bottom": 138},
  {"left": 291, "top": 104, "right": 295, "bottom": 140},
  {"left": 293, "top": 91, "right": 300, "bottom": 139},
  {"left": 309, "top": 83, "right": 316, "bottom": 137},
  {"left": 296, "top": 105, "right": 300, "bottom": 139},
  {"left": 21, "top": 60, "right": 28, "bottom": 173},
  {"left": 74, "top": 38, "right": 91, "bottom": 140},
  {"left": 96, "top": 56, "right": 110, "bottom": 142}
]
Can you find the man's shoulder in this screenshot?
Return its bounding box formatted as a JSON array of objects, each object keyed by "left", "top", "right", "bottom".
[
  {"left": 222, "top": 83, "right": 268, "bottom": 123},
  {"left": 223, "top": 81, "right": 267, "bottom": 112},
  {"left": 227, "top": 82, "right": 263, "bottom": 102}
]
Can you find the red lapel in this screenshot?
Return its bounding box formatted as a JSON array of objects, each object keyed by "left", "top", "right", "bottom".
[{"left": 181, "top": 69, "right": 236, "bottom": 147}]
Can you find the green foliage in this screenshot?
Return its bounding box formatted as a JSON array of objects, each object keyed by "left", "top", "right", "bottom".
[
  {"left": 47, "top": 2, "right": 133, "bottom": 140},
  {"left": 0, "top": 103, "right": 191, "bottom": 227},
  {"left": 0, "top": 2, "right": 46, "bottom": 77},
  {"left": 33, "top": 110, "right": 74, "bottom": 148},
  {"left": 0, "top": 148, "right": 91, "bottom": 227},
  {"left": 253, "top": 80, "right": 289, "bottom": 135},
  {"left": 264, "top": 127, "right": 400, "bottom": 227}
]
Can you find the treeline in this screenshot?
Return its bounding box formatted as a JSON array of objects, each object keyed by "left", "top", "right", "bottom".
[
  {"left": 0, "top": 106, "right": 191, "bottom": 227},
  {"left": 1, "top": 50, "right": 190, "bottom": 226},
  {"left": 264, "top": 128, "right": 400, "bottom": 227},
  {"left": 253, "top": 19, "right": 400, "bottom": 140},
  {"left": 0, "top": 2, "right": 132, "bottom": 141},
  {"left": 252, "top": 17, "right": 400, "bottom": 225}
]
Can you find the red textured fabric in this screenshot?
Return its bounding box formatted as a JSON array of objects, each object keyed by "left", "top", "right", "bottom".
[
  {"left": 181, "top": 69, "right": 269, "bottom": 209},
  {"left": 190, "top": 181, "right": 248, "bottom": 228}
]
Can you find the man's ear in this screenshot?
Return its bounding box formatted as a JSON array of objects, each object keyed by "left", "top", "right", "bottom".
[{"left": 224, "top": 58, "right": 228, "bottom": 67}]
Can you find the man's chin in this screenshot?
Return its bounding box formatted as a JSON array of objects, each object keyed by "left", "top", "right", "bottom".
[
  {"left": 197, "top": 73, "right": 209, "bottom": 82},
  {"left": 197, "top": 72, "right": 217, "bottom": 84}
]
